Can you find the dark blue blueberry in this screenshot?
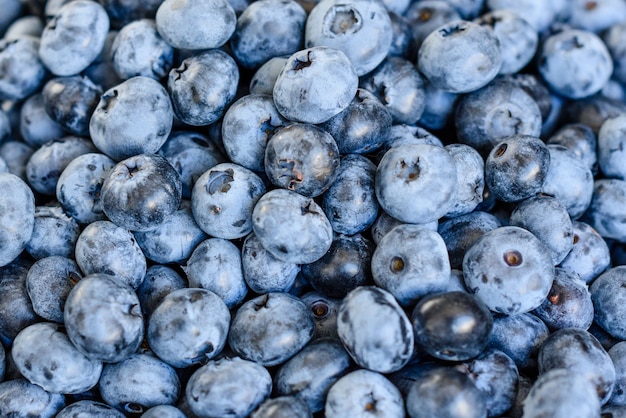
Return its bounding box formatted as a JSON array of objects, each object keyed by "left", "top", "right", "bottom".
[
  {"left": 538, "top": 327, "right": 615, "bottom": 404},
  {"left": 98, "top": 0, "right": 162, "bottom": 29},
  {"left": 538, "top": 28, "right": 613, "bottom": 99},
  {"left": 372, "top": 224, "right": 450, "bottom": 306},
  {"left": 0, "top": 262, "right": 38, "bottom": 342},
  {"left": 275, "top": 338, "right": 351, "bottom": 412},
  {"left": 417, "top": 80, "right": 460, "bottom": 131},
  {"left": 463, "top": 226, "right": 555, "bottom": 314},
  {"left": 64, "top": 273, "right": 144, "bottom": 363},
  {"left": 325, "top": 369, "right": 404, "bottom": 418},
  {"left": 486, "top": 312, "right": 549, "bottom": 372},
  {"left": 299, "top": 291, "right": 341, "bottom": 340},
  {"left": 228, "top": 292, "right": 314, "bottom": 366},
  {"left": 147, "top": 288, "right": 230, "bottom": 368},
  {"left": 0, "top": 379, "right": 66, "bottom": 417},
  {"left": 252, "top": 189, "right": 333, "bottom": 264},
  {"left": 38, "top": 0, "right": 110, "bottom": 76},
  {"left": 242, "top": 232, "right": 300, "bottom": 294},
  {"left": 98, "top": 352, "right": 180, "bottom": 414},
  {"left": 590, "top": 266, "right": 626, "bottom": 341},
  {"left": 320, "top": 89, "right": 392, "bottom": 155},
  {"left": 89, "top": 76, "right": 174, "bottom": 161},
  {"left": 0, "top": 0, "right": 23, "bottom": 35},
  {"left": 371, "top": 209, "right": 437, "bottom": 245},
  {"left": 18, "top": 93, "right": 65, "bottom": 148},
  {"left": 484, "top": 134, "right": 550, "bottom": 203},
  {"left": 302, "top": 233, "right": 374, "bottom": 299},
  {"left": 230, "top": 0, "right": 306, "bottom": 69},
  {"left": 110, "top": 19, "right": 174, "bottom": 81},
  {"left": 56, "top": 152, "right": 116, "bottom": 224},
  {"left": 136, "top": 265, "right": 187, "bottom": 318},
  {"left": 0, "top": 37, "right": 47, "bottom": 101},
  {"left": 304, "top": 0, "right": 393, "bottom": 76},
  {"left": 387, "top": 11, "right": 414, "bottom": 59},
  {"left": 55, "top": 400, "right": 125, "bottom": 418},
  {"left": 167, "top": 49, "right": 239, "bottom": 126},
  {"left": 337, "top": 286, "right": 413, "bottom": 373},
  {"left": 559, "top": 221, "right": 610, "bottom": 284},
  {"left": 251, "top": 396, "right": 312, "bottom": 418},
  {"left": 0, "top": 173, "right": 35, "bottom": 267},
  {"left": 191, "top": 162, "right": 266, "bottom": 240},
  {"left": 455, "top": 79, "right": 542, "bottom": 156},
  {"left": 375, "top": 143, "right": 457, "bottom": 224},
  {"left": 185, "top": 238, "right": 248, "bottom": 308},
  {"left": 272, "top": 46, "right": 358, "bottom": 124},
  {"left": 412, "top": 291, "right": 493, "bottom": 361},
  {"left": 561, "top": 93, "right": 626, "bottom": 134},
  {"left": 82, "top": 30, "right": 124, "bottom": 91},
  {"left": 12, "top": 322, "right": 103, "bottom": 394},
  {"left": 186, "top": 357, "right": 272, "bottom": 418},
  {"left": 155, "top": 0, "right": 236, "bottom": 50},
  {"left": 26, "top": 136, "right": 97, "bottom": 196},
  {"left": 322, "top": 154, "right": 379, "bottom": 235},
  {"left": 418, "top": 20, "right": 502, "bottom": 93},
  {"left": 25, "top": 255, "right": 81, "bottom": 323},
  {"left": 74, "top": 220, "right": 147, "bottom": 289},
  {"left": 405, "top": 366, "right": 488, "bottom": 418},
  {"left": 101, "top": 153, "right": 182, "bottom": 232}
]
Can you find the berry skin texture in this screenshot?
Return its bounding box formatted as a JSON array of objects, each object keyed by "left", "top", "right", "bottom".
[{"left": 0, "top": 173, "right": 35, "bottom": 267}]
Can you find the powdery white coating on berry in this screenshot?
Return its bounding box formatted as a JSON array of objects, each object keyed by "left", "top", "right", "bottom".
[
  {"left": 0, "top": 173, "right": 35, "bottom": 267},
  {"left": 559, "top": 221, "right": 610, "bottom": 284},
  {"left": 0, "top": 380, "right": 66, "bottom": 418},
  {"left": 445, "top": 144, "right": 485, "bottom": 217},
  {"left": 0, "top": 37, "right": 46, "bottom": 101},
  {"left": 591, "top": 266, "right": 626, "bottom": 341}
]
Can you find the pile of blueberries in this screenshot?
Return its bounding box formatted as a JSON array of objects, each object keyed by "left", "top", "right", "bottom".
[{"left": 4, "top": 0, "right": 626, "bottom": 416}]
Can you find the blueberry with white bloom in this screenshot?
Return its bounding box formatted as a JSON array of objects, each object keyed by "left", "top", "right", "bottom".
[
  {"left": 55, "top": 400, "right": 125, "bottom": 418},
  {"left": 155, "top": 0, "right": 236, "bottom": 50},
  {"left": 98, "top": 353, "right": 180, "bottom": 414},
  {"left": 38, "top": 0, "right": 110, "bottom": 76},
  {"left": 252, "top": 396, "right": 312, "bottom": 418},
  {"left": 559, "top": 221, "right": 610, "bottom": 284},
  {"left": 185, "top": 238, "right": 248, "bottom": 308},
  {"left": 418, "top": 80, "right": 460, "bottom": 131},
  {"left": 249, "top": 57, "right": 289, "bottom": 95},
  {"left": 590, "top": 266, "right": 626, "bottom": 341},
  {"left": 0, "top": 173, "right": 34, "bottom": 267},
  {"left": 74, "top": 220, "right": 147, "bottom": 289},
  {"left": 64, "top": 273, "right": 144, "bottom": 363},
  {"left": 485, "top": 0, "right": 555, "bottom": 33},
  {"left": 25, "top": 256, "right": 81, "bottom": 323},
  {"left": 418, "top": 20, "right": 502, "bottom": 93},
  {"left": 384, "top": 124, "right": 445, "bottom": 151},
  {"left": 111, "top": 19, "right": 173, "bottom": 81},
  {"left": 186, "top": 357, "right": 272, "bottom": 418},
  {"left": 252, "top": 189, "right": 333, "bottom": 264},
  {"left": 387, "top": 12, "right": 414, "bottom": 59},
  {"left": 0, "top": 37, "right": 47, "bottom": 101},
  {"left": 56, "top": 152, "right": 116, "bottom": 224},
  {"left": 136, "top": 265, "right": 186, "bottom": 317},
  {"left": 0, "top": 140, "right": 34, "bottom": 181},
  {"left": 168, "top": 49, "right": 239, "bottom": 126},
  {"left": 598, "top": 113, "right": 626, "bottom": 180},
  {"left": 272, "top": 46, "right": 358, "bottom": 124},
  {"left": 147, "top": 288, "right": 230, "bottom": 368},
  {"left": 89, "top": 76, "right": 173, "bottom": 161},
  {"left": 375, "top": 143, "right": 457, "bottom": 224},
  {"left": 325, "top": 369, "right": 405, "bottom": 418},
  {"left": 603, "top": 21, "right": 626, "bottom": 85},
  {"left": 141, "top": 405, "right": 187, "bottom": 418},
  {"left": 83, "top": 30, "right": 123, "bottom": 91},
  {"left": 12, "top": 322, "right": 103, "bottom": 394},
  {"left": 583, "top": 179, "right": 626, "bottom": 242},
  {"left": 19, "top": 93, "right": 65, "bottom": 148},
  {"left": 539, "top": 28, "right": 613, "bottom": 99},
  {"left": 101, "top": 154, "right": 182, "bottom": 232},
  {"left": 0, "top": 380, "right": 65, "bottom": 418},
  {"left": 0, "top": 262, "right": 38, "bottom": 342},
  {"left": 242, "top": 232, "right": 300, "bottom": 294},
  {"left": 444, "top": 144, "right": 485, "bottom": 217},
  {"left": 404, "top": 0, "right": 461, "bottom": 51},
  {"left": 229, "top": 292, "right": 314, "bottom": 366}
]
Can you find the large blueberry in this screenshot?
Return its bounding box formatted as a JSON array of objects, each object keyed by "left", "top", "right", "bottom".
[
  {"left": 0, "top": 37, "right": 47, "bottom": 101},
  {"left": 26, "top": 205, "right": 80, "bottom": 260},
  {"left": 0, "top": 173, "right": 34, "bottom": 267}
]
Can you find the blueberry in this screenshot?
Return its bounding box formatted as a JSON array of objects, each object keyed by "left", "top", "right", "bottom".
[
  {"left": 0, "top": 173, "right": 35, "bottom": 267},
  {"left": 444, "top": 143, "right": 485, "bottom": 217},
  {"left": 609, "top": 341, "right": 626, "bottom": 406},
  {"left": 38, "top": 0, "right": 110, "bottom": 76},
  {"left": 372, "top": 224, "right": 450, "bottom": 306},
  {"left": 485, "top": 0, "right": 556, "bottom": 33},
  {"left": 251, "top": 396, "right": 312, "bottom": 418},
  {"left": 370, "top": 209, "right": 437, "bottom": 245},
  {"left": 559, "top": 221, "right": 610, "bottom": 284},
  {"left": 135, "top": 265, "right": 187, "bottom": 318},
  {"left": 185, "top": 357, "right": 272, "bottom": 418},
  {"left": 603, "top": 21, "right": 626, "bottom": 85},
  {"left": 583, "top": 179, "right": 626, "bottom": 242},
  {"left": 147, "top": 288, "right": 230, "bottom": 368},
  {"left": 375, "top": 143, "right": 457, "bottom": 224},
  {"left": 74, "top": 220, "right": 147, "bottom": 289},
  {"left": 249, "top": 57, "right": 289, "bottom": 95},
  {"left": 141, "top": 405, "right": 187, "bottom": 418},
  {"left": 0, "top": 37, "right": 47, "bottom": 101},
  {"left": 56, "top": 152, "right": 116, "bottom": 224},
  {"left": 325, "top": 369, "right": 405, "bottom": 418},
  {"left": 0, "top": 379, "right": 66, "bottom": 418},
  {"left": 0, "top": 140, "right": 34, "bottom": 181},
  {"left": 564, "top": 0, "right": 626, "bottom": 33},
  {"left": 19, "top": 93, "right": 65, "bottom": 148},
  {"left": 230, "top": 0, "right": 307, "bottom": 69},
  {"left": 590, "top": 266, "right": 626, "bottom": 340},
  {"left": 110, "top": 19, "right": 174, "bottom": 81},
  {"left": 538, "top": 327, "right": 615, "bottom": 404},
  {"left": 89, "top": 76, "right": 174, "bottom": 161},
  {"left": 387, "top": 11, "right": 414, "bottom": 59},
  {"left": 598, "top": 113, "right": 626, "bottom": 180},
  {"left": 252, "top": 189, "right": 333, "bottom": 264},
  {"left": 417, "top": 80, "right": 460, "bottom": 131},
  {"left": 463, "top": 226, "right": 555, "bottom": 315},
  {"left": 538, "top": 28, "right": 613, "bottom": 99},
  {"left": 101, "top": 153, "right": 182, "bottom": 232},
  {"left": 405, "top": 366, "right": 488, "bottom": 418},
  {"left": 561, "top": 93, "right": 626, "bottom": 134},
  {"left": 337, "top": 286, "right": 413, "bottom": 373},
  {"left": 12, "top": 322, "right": 103, "bottom": 394},
  {"left": 167, "top": 49, "right": 239, "bottom": 126},
  {"left": 272, "top": 46, "right": 359, "bottom": 124},
  {"left": 547, "top": 122, "right": 598, "bottom": 174},
  {"left": 83, "top": 30, "right": 123, "bottom": 91},
  {"left": 98, "top": 353, "right": 180, "bottom": 414},
  {"left": 192, "top": 162, "right": 266, "bottom": 240},
  {"left": 299, "top": 291, "right": 341, "bottom": 340},
  {"left": 404, "top": 1, "right": 461, "bottom": 52},
  {"left": 55, "top": 400, "right": 125, "bottom": 418},
  {"left": 155, "top": 0, "right": 236, "bottom": 50},
  {"left": 25, "top": 255, "right": 81, "bottom": 323},
  {"left": 0, "top": 262, "right": 38, "bottom": 342},
  {"left": 304, "top": 0, "right": 393, "bottom": 76},
  {"left": 523, "top": 368, "right": 601, "bottom": 418},
  {"left": 185, "top": 238, "right": 248, "bottom": 308},
  {"left": 418, "top": 20, "right": 502, "bottom": 93},
  {"left": 484, "top": 134, "right": 550, "bottom": 203},
  {"left": 228, "top": 292, "right": 314, "bottom": 366},
  {"left": 275, "top": 338, "right": 352, "bottom": 413}
]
